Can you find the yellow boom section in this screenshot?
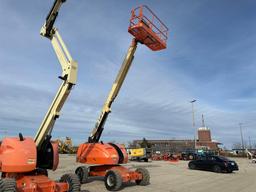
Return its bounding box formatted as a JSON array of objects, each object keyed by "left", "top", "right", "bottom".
[
  {"left": 88, "top": 39, "right": 137, "bottom": 143},
  {"left": 34, "top": 0, "right": 78, "bottom": 148}
]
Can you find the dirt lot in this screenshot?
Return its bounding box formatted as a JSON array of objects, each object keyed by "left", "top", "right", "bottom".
[{"left": 50, "top": 155, "right": 256, "bottom": 192}]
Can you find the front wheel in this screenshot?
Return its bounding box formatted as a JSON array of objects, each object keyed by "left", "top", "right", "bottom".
[
  {"left": 104, "top": 170, "right": 122, "bottom": 191},
  {"left": 188, "top": 162, "right": 196, "bottom": 170},
  {"left": 135, "top": 168, "right": 150, "bottom": 186},
  {"left": 75, "top": 166, "right": 88, "bottom": 184},
  {"left": 213, "top": 165, "right": 222, "bottom": 173},
  {"left": 0, "top": 178, "right": 16, "bottom": 192},
  {"left": 60, "top": 173, "right": 81, "bottom": 192}
]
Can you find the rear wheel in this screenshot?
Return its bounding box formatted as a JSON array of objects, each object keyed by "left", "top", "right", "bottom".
[
  {"left": 135, "top": 168, "right": 150, "bottom": 186},
  {"left": 213, "top": 165, "right": 222, "bottom": 173},
  {"left": 188, "top": 162, "right": 196, "bottom": 170},
  {"left": 60, "top": 173, "right": 81, "bottom": 192},
  {"left": 75, "top": 166, "right": 88, "bottom": 184},
  {"left": 0, "top": 178, "right": 16, "bottom": 192},
  {"left": 104, "top": 170, "right": 122, "bottom": 191}
]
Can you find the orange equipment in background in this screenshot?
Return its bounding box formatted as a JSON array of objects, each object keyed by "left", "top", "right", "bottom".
[
  {"left": 75, "top": 5, "right": 169, "bottom": 191},
  {"left": 57, "top": 137, "right": 77, "bottom": 154}
]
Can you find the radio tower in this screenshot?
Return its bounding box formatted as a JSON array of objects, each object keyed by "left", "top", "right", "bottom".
[{"left": 202, "top": 114, "right": 205, "bottom": 127}]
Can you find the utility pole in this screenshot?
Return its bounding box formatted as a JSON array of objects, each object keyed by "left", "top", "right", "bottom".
[
  {"left": 239, "top": 123, "right": 245, "bottom": 151},
  {"left": 202, "top": 114, "right": 205, "bottom": 127},
  {"left": 190, "top": 100, "right": 197, "bottom": 150},
  {"left": 249, "top": 136, "right": 252, "bottom": 150}
]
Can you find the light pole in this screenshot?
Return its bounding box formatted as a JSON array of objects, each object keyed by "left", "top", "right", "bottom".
[
  {"left": 239, "top": 123, "right": 245, "bottom": 151},
  {"left": 190, "top": 99, "right": 197, "bottom": 150},
  {"left": 249, "top": 136, "right": 252, "bottom": 150}
]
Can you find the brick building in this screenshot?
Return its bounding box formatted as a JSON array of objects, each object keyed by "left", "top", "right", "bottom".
[
  {"left": 132, "top": 127, "right": 220, "bottom": 153},
  {"left": 196, "top": 127, "right": 220, "bottom": 150}
]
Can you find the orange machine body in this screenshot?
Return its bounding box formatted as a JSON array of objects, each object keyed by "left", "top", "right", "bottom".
[
  {"left": 76, "top": 143, "right": 142, "bottom": 183},
  {"left": 0, "top": 137, "right": 68, "bottom": 192},
  {"left": 0, "top": 137, "right": 36, "bottom": 173},
  {"left": 51, "top": 141, "right": 60, "bottom": 171},
  {"left": 77, "top": 143, "right": 128, "bottom": 165},
  {"left": 89, "top": 165, "right": 142, "bottom": 183},
  {"left": 4, "top": 173, "right": 68, "bottom": 192}
]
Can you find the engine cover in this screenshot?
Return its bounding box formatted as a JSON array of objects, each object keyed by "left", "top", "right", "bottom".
[
  {"left": 0, "top": 137, "right": 36, "bottom": 172},
  {"left": 76, "top": 143, "right": 128, "bottom": 165}
]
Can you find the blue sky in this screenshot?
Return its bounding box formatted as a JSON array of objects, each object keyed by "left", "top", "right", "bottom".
[{"left": 0, "top": 0, "right": 256, "bottom": 149}]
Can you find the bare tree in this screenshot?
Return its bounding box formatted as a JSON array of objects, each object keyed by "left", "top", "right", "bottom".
[{"left": 232, "top": 142, "right": 242, "bottom": 149}]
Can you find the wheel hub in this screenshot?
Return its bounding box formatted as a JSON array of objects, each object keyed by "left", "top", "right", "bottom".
[{"left": 107, "top": 175, "right": 115, "bottom": 187}]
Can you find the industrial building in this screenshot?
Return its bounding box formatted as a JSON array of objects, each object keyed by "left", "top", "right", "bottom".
[{"left": 132, "top": 127, "right": 220, "bottom": 153}]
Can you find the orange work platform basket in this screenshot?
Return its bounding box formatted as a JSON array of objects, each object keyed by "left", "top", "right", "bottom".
[{"left": 128, "top": 5, "right": 169, "bottom": 51}]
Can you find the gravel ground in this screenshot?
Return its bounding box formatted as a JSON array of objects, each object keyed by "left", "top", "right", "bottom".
[{"left": 49, "top": 155, "right": 256, "bottom": 192}]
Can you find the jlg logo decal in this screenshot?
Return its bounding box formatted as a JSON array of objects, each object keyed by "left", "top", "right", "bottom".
[{"left": 27, "top": 159, "right": 36, "bottom": 164}]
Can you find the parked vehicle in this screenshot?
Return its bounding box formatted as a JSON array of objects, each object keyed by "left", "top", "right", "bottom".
[
  {"left": 188, "top": 155, "right": 239, "bottom": 173},
  {"left": 128, "top": 148, "right": 151, "bottom": 162},
  {"left": 181, "top": 151, "right": 197, "bottom": 160}
]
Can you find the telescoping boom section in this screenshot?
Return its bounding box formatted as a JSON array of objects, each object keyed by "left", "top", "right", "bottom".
[
  {"left": 35, "top": 0, "right": 77, "bottom": 170},
  {"left": 75, "top": 5, "right": 168, "bottom": 191},
  {"left": 88, "top": 39, "right": 137, "bottom": 143}
]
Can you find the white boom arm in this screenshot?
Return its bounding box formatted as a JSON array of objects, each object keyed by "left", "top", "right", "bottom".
[{"left": 34, "top": 0, "right": 77, "bottom": 148}]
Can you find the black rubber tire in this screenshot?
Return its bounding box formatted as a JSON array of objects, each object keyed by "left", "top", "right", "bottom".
[
  {"left": 75, "top": 166, "right": 88, "bottom": 184},
  {"left": 213, "top": 165, "right": 222, "bottom": 173},
  {"left": 60, "top": 173, "right": 81, "bottom": 192},
  {"left": 135, "top": 168, "right": 150, "bottom": 186},
  {"left": 104, "top": 170, "right": 122, "bottom": 191},
  {"left": 188, "top": 162, "right": 196, "bottom": 170},
  {"left": 0, "top": 178, "right": 16, "bottom": 192}
]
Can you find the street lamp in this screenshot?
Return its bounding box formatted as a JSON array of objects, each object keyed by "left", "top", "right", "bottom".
[
  {"left": 239, "top": 123, "right": 245, "bottom": 152},
  {"left": 249, "top": 136, "right": 252, "bottom": 150},
  {"left": 190, "top": 100, "right": 197, "bottom": 150}
]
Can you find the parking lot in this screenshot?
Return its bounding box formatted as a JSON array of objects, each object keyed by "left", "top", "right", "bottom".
[{"left": 50, "top": 155, "right": 256, "bottom": 192}]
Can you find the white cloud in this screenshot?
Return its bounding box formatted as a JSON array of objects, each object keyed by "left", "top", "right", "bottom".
[{"left": 1, "top": 0, "right": 256, "bottom": 149}]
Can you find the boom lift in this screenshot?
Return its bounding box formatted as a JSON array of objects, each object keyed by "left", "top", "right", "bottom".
[
  {"left": 245, "top": 149, "right": 256, "bottom": 163},
  {"left": 0, "top": 0, "right": 80, "bottom": 191},
  {"left": 75, "top": 5, "right": 168, "bottom": 191}
]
